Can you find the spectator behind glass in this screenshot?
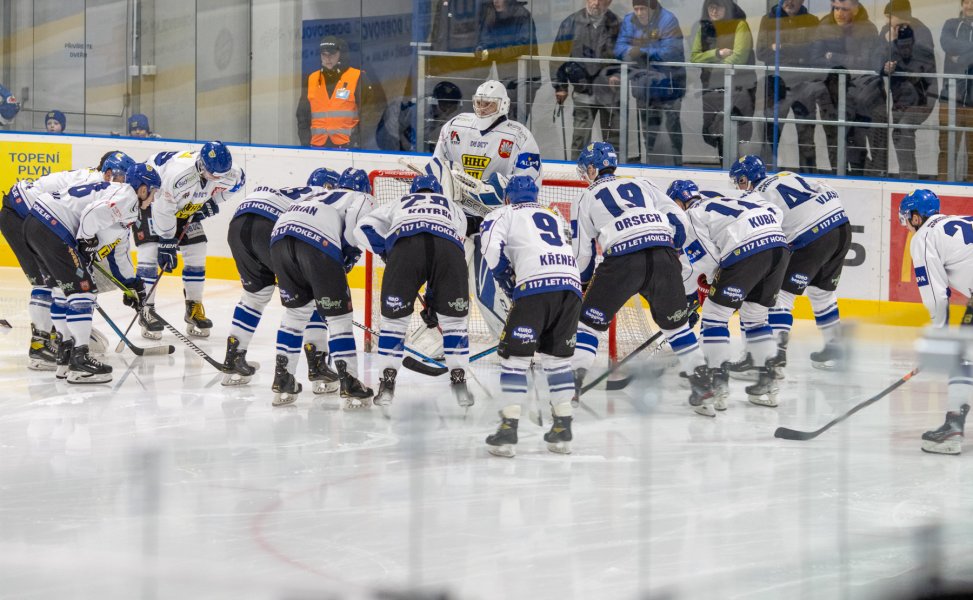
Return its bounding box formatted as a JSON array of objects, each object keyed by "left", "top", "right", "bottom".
[
  {"left": 551, "top": 0, "right": 622, "bottom": 159},
  {"left": 690, "top": 0, "right": 756, "bottom": 165},
  {"left": 876, "top": 1, "right": 937, "bottom": 179},
  {"left": 475, "top": 0, "right": 540, "bottom": 123},
  {"left": 616, "top": 0, "right": 686, "bottom": 167},
  {"left": 813, "top": 0, "right": 882, "bottom": 176},
  {"left": 0, "top": 84, "right": 20, "bottom": 126},
  {"left": 940, "top": 0, "right": 973, "bottom": 180},
  {"left": 128, "top": 113, "right": 161, "bottom": 138},
  {"left": 755, "top": 0, "right": 821, "bottom": 172},
  {"left": 45, "top": 110, "right": 66, "bottom": 134}
]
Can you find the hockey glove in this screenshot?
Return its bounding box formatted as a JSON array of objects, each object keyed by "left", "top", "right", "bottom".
[
  {"left": 697, "top": 274, "right": 711, "bottom": 306},
  {"left": 158, "top": 238, "right": 179, "bottom": 273},
  {"left": 77, "top": 237, "right": 101, "bottom": 265},
  {"left": 342, "top": 247, "right": 362, "bottom": 274},
  {"left": 123, "top": 278, "right": 148, "bottom": 311},
  {"left": 686, "top": 293, "right": 701, "bottom": 328},
  {"left": 195, "top": 199, "right": 220, "bottom": 220},
  {"left": 419, "top": 306, "right": 439, "bottom": 329}
]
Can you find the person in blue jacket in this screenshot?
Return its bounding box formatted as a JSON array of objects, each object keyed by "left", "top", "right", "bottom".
[{"left": 0, "top": 84, "right": 20, "bottom": 126}]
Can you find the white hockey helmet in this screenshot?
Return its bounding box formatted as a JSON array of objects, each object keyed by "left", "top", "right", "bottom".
[{"left": 472, "top": 80, "right": 509, "bottom": 128}]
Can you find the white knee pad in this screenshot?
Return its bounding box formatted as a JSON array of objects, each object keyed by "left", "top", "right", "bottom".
[
  {"left": 243, "top": 285, "right": 275, "bottom": 309},
  {"left": 807, "top": 287, "right": 837, "bottom": 313},
  {"left": 738, "top": 301, "right": 769, "bottom": 325},
  {"left": 775, "top": 290, "right": 797, "bottom": 312},
  {"left": 179, "top": 242, "right": 207, "bottom": 267}
]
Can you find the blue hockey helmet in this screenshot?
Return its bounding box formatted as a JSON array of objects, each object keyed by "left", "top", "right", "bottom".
[
  {"left": 666, "top": 179, "right": 701, "bottom": 205},
  {"left": 198, "top": 141, "right": 232, "bottom": 176},
  {"left": 126, "top": 162, "right": 162, "bottom": 193},
  {"left": 899, "top": 189, "right": 940, "bottom": 225},
  {"left": 577, "top": 141, "right": 618, "bottom": 179},
  {"left": 338, "top": 167, "right": 371, "bottom": 194},
  {"left": 307, "top": 167, "right": 340, "bottom": 189},
  {"left": 410, "top": 173, "right": 443, "bottom": 194},
  {"left": 101, "top": 151, "right": 136, "bottom": 179},
  {"left": 505, "top": 175, "right": 539, "bottom": 204},
  {"left": 729, "top": 155, "right": 767, "bottom": 188}
]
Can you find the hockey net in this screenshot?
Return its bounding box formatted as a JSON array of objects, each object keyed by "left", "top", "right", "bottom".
[{"left": 363, "top": 170, "right": 655, "bottom": 363}]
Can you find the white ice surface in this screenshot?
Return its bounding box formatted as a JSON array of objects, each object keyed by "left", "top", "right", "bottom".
[{"left": 0, "top": 268, "right": 971, "bottom": 600}]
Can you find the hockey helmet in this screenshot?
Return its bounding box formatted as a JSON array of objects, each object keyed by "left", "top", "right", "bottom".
[
  {"left": 338, "top": 167, "right": 371, "bottom": 194},
  {"left": 666, "top": 179, "right": 702, "bottom": 205},
  {"left": 472, "top": 80, "right": 510, "bottom": 125},
  {"left": 198, "top": 141, "right": 232, "bottom": 176},
  {"left": 505, "top": 175, "right": 538, "bottom": 205},
  {"left": 126, "top": 162, "right": 162, "bottom": 193},
  {"left": 729, "top": 155, "right": 767, "bottom": 188},
  {"left": 899, "top": 189, "right": 940, "bottom": 225},
  {"left": 577, "top": 141, "right": 618, "bottom": 180},
  {"left": 432, "top": 81, "right": 462, "bottom": 107},
  {"left": 101, "top": 151, "right": 136, "bottom": 180},
  {"left": 307, "top": 167, "right": 340, "bottom": 189},
  {"left": 410, "top": 174, "right": 443, "bottom": 194}
]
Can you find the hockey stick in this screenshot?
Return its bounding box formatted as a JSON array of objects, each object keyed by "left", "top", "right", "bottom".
[
  {"left": 774, "top": 367, "right": 920, "bottom": 441},
  {"left": 397, "top": 157, "right": 494, "bottom": 218},
  {"left": 88, "top": 262, "right": 175, "bottom": 356},
  {"left": 352, "top": 319, "right": 449, "bottom": 376},
  {"left": 580, "top": 329, "right": 665, "bottom": 396},
  {"left": 0, "top": 318, "right": 11, "bottom": 334},
  {"left": 151, "top": 310, "right": 225, "bottom": 372}
]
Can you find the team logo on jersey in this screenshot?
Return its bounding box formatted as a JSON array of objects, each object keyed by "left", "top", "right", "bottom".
[
  {"left": 79, "top": 280, "right": 90, "bottom": 292},
  {"left": 461, "top": 154, "right": 491, "bottom": 180},
  {"left": 512, "top": 326, "right": 536, "bottom": 342},
  {"left": 448, "top": 297, "right": 469, "bottom": 312},
  {"left": 515, "top": 153, "right": 541, "bottom": 171},
  {"left": 385, "top": 295, "right": 407, "bottom": 311},
  {"left": 914, "top": 266, "right": 928, "bottom": 286},
  {"left": 789, "top": 273, "right": 809, "bottom": 289},
  {"left": 720, "top": 286, "right": 745, "bottom": 302},
  {"left": 498, "top": 139, "right": 514, "bottom": 159},
  {"left": 583, "top": 307, "right": 607, "bottom": 326},
  {"left": 450, "top": 131, "right": 461, "bottom": 144}
]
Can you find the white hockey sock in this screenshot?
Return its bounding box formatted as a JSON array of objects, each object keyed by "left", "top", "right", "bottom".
[
  {"left": 740, "top": 302, "right": 775, "bottom": 365},
  {"left": 540, "top": 354, "right": 574, "bottom": 405},
  {"left": 51, "top": 288, "right": 70, "bottom": 340},
  {"left": 327, "top": 313, "right": 359, "bottom": 377},
  {"left": 276, "top": 303, "right": 313, "bottom": 374},
  {"left": 28, "top": 286, "right": 53, "bottom": 332},
  {"left": 948, "top": 363, "right": 973, "bottom": 412},
  {"left": 500, "top": 355, "right": 530, "bottom": 404},
  {"left": 661, "top": 322, "right": 705, "bottom": 374},
  {"left": 180, "top": 243, "right": 207, "bottom": 303},
  {"left": 65, "top": 293, "right": 97, "bottom": 346},
  {"left": 808, "top": 287, "right": 841, "bottom": 345},
  {"left": 573, "top": 322, "right": 601, "bottom": 372},
  {"left": 439, "top": 314, "right": 469, "bottom": 370},
  {"left": 700, "top": 300, "right": 734, "bottom": 368},
  {"left": 304, "top": 310, "right": 329, "bottom": 350},
  {"left": 377, "top": 315, "right": 409, "bottom": 373},
  {"left": 229, "top": 286, "right": 274, "bottom": 350},
  {"left": 769, "top": 290, "right": 796, "bottom": 342},
  {"left": 136, "top": 242, "right": 159, "bottom": 303}
]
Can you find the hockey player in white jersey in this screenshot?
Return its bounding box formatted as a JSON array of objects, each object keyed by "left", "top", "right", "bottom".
[
  {"left": 480, "top": 176, "right": 582, "bottom": 457},
  {"left": 267, "top": 168, "right": 375, "bottom": 407},
  {"left": 900, "top": 190, "right": 972, "bottom": 454},
  {"left": 0, "top": 151, "right": 134, "bottom": 369},
  {"left": 673, "top": 186, "right": 791, "bottom": 411},
  {"left": 134, "top": 141, "right": 245, "bottom": 339},
  {"left": 728, "top": 156, "right": 852, "bottom": 376},
  {"left": 354, "top": 173, "right": 474, "bottom": 409},
  {"left": 22, "top": 163, "right": 161, "bottom": 383},
  {"left": 221, "top": 168, "right": 340, "bottom": 389},
  {"left": 570, "top": 142, "right": 713, "bottom": 415}
]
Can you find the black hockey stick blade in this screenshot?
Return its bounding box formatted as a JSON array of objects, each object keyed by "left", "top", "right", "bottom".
[
  {"left": 580, "top": 329, "right": 664, "bottom": 395},
  {"left": 774, "top": 367, "right": 920, "bottom": 441},
  {"left": 0, "top": 318, "right": 11, "bottom": 329},
  {"left": 403, "top": 355, "right": 449, "bottom": 377},
  {"left": 95, "top": 306, "right": 174, "bottom": 356},
  {"left": 605, "top": 374, "right": 634, "bottom": 391}
]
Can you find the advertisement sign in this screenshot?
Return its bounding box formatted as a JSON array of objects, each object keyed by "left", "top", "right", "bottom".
[{"left": 0, "top": 141, "right": 72, "bottom": 195}]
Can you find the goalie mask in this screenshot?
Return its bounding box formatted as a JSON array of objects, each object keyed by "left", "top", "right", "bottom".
[{"left": 472, "top": 80, "right": 510, "bottom": 130}]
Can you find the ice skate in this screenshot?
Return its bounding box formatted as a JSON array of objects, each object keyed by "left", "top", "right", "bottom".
[
  {"left": 271, "top": 355, "right": 302, "bottom": 407},
  {"left": 66, "top": 344, "right": 112, "bottom": 384},
  {"left": 921, "top": 404, "right": 968, "bottom": 455},
  {"left": 54, "top": 334, "right": 74, "bottom": 380},
  {"left": 725, "top": 352, "right": 759, "bottom": 382},
  {"left": 810, "top": 342, "right": 843, "bottom": 371},
  {"left": 773, "top": 331, "right": 789, "bottom": 379},
  {"left": 184, "top": 300, "right": 213, "bottom": 338},
  {"left": 221, "top": 336, "right": 256, "bottom": 386},
  {"left": 139, "top": 306, "right": 164, "bottom": 340},
  {"left": 711, "top": 365, "right": 730, "bottom": 412},
  {"left": 28, "top": 324, "right": 57, "bottom": 371},
  {"left": 746, "top": 367, "right": 779, "bottom": 407},
  {"left": 336, "top": 360, "right": 373, "bottom": 409},
  {"left": 543, "top": 414, "right": 573, "bottom": 454},
  {"left": 305, "top": 343, "right": 339, "bottom": 394},
  {"left": 372, "top": 367, "right": 397, "bottom": 408},
  {"left": 688, "top": 365, "right": 716, "bottom": 417},
  {"left": 450, "top": 368, "right": 475, "bottom": 407},
  {"left": 571, "top": 368, "right": 586, "bottom": 408},
  {"left": 486, "top": 412, "right": 519, "bottom": 457}
]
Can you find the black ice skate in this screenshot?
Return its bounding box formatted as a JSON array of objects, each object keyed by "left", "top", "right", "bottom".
[
  {"left": 271, "top": 355, "right": 302, "bottom": 407},
  {"left": 810, "top": 342, "right": 843, "bottom": 371},
  {"left": 184, "top": 300, "right": 213, "bottom": 338},
  {"left": 772, "top": 331, "right": 789, "bottom": 380},
  {"left": 336, "top": 360, "right": 373, "bottom": 409},
  {"left": 746, "top": 366, "right": 779, "bottom": 407},
  {"left": 688, "top": 365, "right": 716, "bottom": 417},
  {"left": 725, "top": 352, "right": 759, "bottom": 382},
  {"left": 221, "top": 336, "right": 257, "bottom": 386},
  {"left": 571, "top": 368, "right": 587, "bottom": 408},
  {"left": 28, "top": 324, "right": 57, "bottom": 371},
  {"left": 486, "top": 412, "right": 519, "bottom": 457},
  {"left": 305, "top": 343, "right": 339, "bottom": 394},
  {"left": 54, "top": 334, "right": 74, "bottom": 380},
  {"left": 372, "top": 367, "right": 397, "bottom": 408},
  {"left": 544, "top": 414, "right": 573, "bottom": 454},
  {"left": 67, "top": 344, "right": 112, "bottom": 384},
  {"left": 921, "top": 404, "right": 969, "bottom": 455},
  {"left": 450, "top": 368, "right": 475, "bottom": 408},
  {"left": 139, "top": 305, "right": 164, "bottom": 340}
]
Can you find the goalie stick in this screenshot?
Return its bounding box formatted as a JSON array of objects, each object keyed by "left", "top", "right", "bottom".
[
  {"left": 397, "top": 157, "right": 495, "bottom": 219},
  {"left": 88, "top": 262, "right": 175, "bottom": 356},
  {"left": 352, "top": 319, "right": 449, "bottom": 376},
  {"left": 774, "top": 367, "right": 920, "bottom": 441}
]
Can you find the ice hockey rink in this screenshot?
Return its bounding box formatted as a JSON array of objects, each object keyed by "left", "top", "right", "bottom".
[{"left": 0, "top": 268, "right": 970, "bottom": 600}]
